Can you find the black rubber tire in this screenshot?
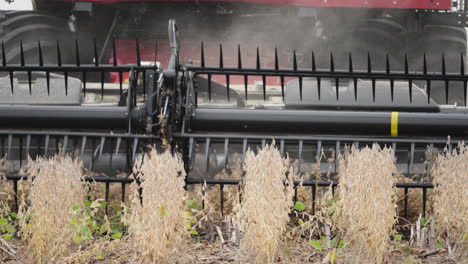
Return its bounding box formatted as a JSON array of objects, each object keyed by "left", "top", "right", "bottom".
[
  {"left": 409, "top": 26, "right": 467, "bottom": 105},
  {"left": 0, "top": 11, "right": 75, "bottom": 65},
  {"left": 347, "top": 17, "right": 406, "bottom": 71}
]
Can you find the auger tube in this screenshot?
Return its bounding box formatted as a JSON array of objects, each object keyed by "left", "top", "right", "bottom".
[{"left": 190, "top": 108, "right": 468, "bottom": 137}]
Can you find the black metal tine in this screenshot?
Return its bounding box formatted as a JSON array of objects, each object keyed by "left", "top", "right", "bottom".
[
  {"left": 1, "top": 42, "right": 6, "bottom": 66},
  {"left": 422, "top": 188, "right": 427, "bottom": 217},
  {"left": 75, "top": 39, "right": 80, "bottom": 66},
  {"left": 298, "top": 140, "right": 303, "bottom": 171},
  {"left": 262, "top": 139, "right": 266, "bottom": 148},
  {"left": 333, "top": 76, "right": 338, "bottom": 101},
  {"left": 61, "top": 135, "right": 68, "bottom": 156},
  {"left": 94, "top": 38, "right": 99, "bottom": 66},
  {"left": 404, "top": 54, "right": 413, "bottom": 103},
  {"left": 280, "top": 139, "right": 285, "bottom": 157},
  {"left": 64, "top": 71, "right": 68, "bottom": 96},
  {"left": 311, "top": 185, "right": 316, "bottom": 215},
  {"left": 262, "top": 74, "right": 266, "bottom": 101},
  {"left": 80, "top": 136, "right": 87, "bottom": 158},
  {"left": 105, "top": 181, "right": 110, "bottom": 213},
  {"left": 45, "top": 70, "right": 50, "bottom": 96},
  {"left": 427, "top": 143, "right": 434, "bottom": 173},
  {"left": 118, "top": 72, "right": 123, "bottom": 98},
  {"left": 98, "top": 136, "right": 105, "bottom": 160},
  {"left": 256, "top": 46, "right": 260, "bottom": 70},
  {"left": 38, "top": 41, "right": 44, "bottom": 66},
  {"left": 280, "top": 75, "right": 285, "bottom": 101},
  {"left": 136, "top": 38, "right": 141, "bottom": 66},
  {"left": 56, "top": 40, "right": 62, "bottom": 66},
  {"left": 353, "top": 78, "right": 358, "bottom": 101},
  {"left": 13, "top": 180, "right": 18, "bottom": 211},
  {"left": 20, "top": 41, "right": 25, "bottom": 66},
  {"left": 7, "top": 134, "right": 12, "bottom": 159},
  {"left": 26, "top": 135, "right": 31, "bottom": 159},
  {"left": 330, "top": 52, "right": 334, "bottom": 72},
  {"left": 132, "top": 138, "right": 138, "bottom": 162},
  {"left": 121, "top": 182, "right": 126, "bottom": 203},
  {"left": 461, "top": 53, "right": 467, "bottom": 106},
  {"left": 424, "top": 54, "right": 431, "bottom": 104},
  {"left": 312, "top": 51, "right": 316, "bottom": 72},
  {"left": 242, "top": 138, "right": 247, "bottom": 163},
  {"left": 237, "top": 44, "right": 241, "bottom": 69},
  {"left": 115, "top": 137, "right": 121, "bottom": 155},
  {"left": 27, "top": 69, "right": 32, "bottom": 96},
  {"left": 44, "top": 135, "right": 50, "bottom": 156},
  {"left": 442, "top": 53, "right": 449, "bottom": 104},
  {"left": 299, "top": 76, "right": 303, "bottom": 101},
  {"left": 112, "top": 37, "right": 117, "bottom": 66},
  {"left": 220, "top": 184, "right": 225, "bottom": 216},
  {"left": 226, "top": 74, "right": 230, "bottom": 102},
  {"left": 371, "top": 78, "right": 376, "bottom": 102},
  {"left": 390, "top": 79, "right": 395, "bottom": 102},
  {"left": 223, "top": 138, "right": 229, "bottom": 169},
  {"left": 293, "top": 50, "right": 298, "bottom": 71},
  {"left": 317, "top": 77, "right": 321, "bottom": 100},
  {"left": 367, "top": 52, "right": 372, "bottom": 73},
  {"left": 205, "top": 137, "right": 211, "bottom": 172},
  {"left": 208, "top": 73, "right": 212, "bottom": 102},
  {"left": 386, "top": 54, "right": 390, "bottom": 74},
  {"left": 9, "top": 70, "right": 13, "bottom": 95},
  {"left": 219, "top": 43, "right": 223, "bottom": 68},
  {"left": 201, "top": 42, "right": 205, "bottom": 68},
  {"left": 274, "top": 47, "right": 279, "bottom": 70},
  {"left": 348, "top": 53, "right": 353, "bottom": 73}
]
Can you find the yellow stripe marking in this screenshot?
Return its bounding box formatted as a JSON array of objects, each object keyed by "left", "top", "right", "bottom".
[{"left": 391, "top": 112, "right": 399, "bottom": 137}]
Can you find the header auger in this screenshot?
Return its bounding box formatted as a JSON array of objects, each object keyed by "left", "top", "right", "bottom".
[{"left": 0, "top": 19, "right": 467, "bottom": 217}]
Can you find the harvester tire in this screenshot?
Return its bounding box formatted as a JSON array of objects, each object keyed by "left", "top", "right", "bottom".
[
  {"left": 0, "top": 11, "right": 75, "bottom": 64},
  {"left": 410, "top": 26, "right": 467, "bottom": 105},
  {"left": 349, "top": 17, "right": 405, "bottom": 70}
]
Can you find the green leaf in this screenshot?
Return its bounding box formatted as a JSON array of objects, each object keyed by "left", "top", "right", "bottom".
[
  {"left": 0, "top": 218, "right": 7, "bottom": 225},
  {"left": 436, "top": 241, "right": 445, "bottom": 249},
  {"left": 328, "top": 250, "right": 336, "bottom": 264},
  {"left": 111, "top": 233, "right": 122, "bottom": 240},
  {"left": 71, "top": 219, "right": 79, "bottom": 225},
  {"left": 394, "top": 234, "right": 403, "bottom": 241},
  {"left": 403, "top": 246, "right": 411, "bottom": 254},
  {"left": 337, "top": 240, "right": 349, "bottom": 249},
  {"left": 283, "top": 249, "right": 291, "bottom": 255},
  {"left": 99, "top": 225, "right": 107, "bottom": 234},
  {"left": 5, "top": 224, "right": 15, "bottom": 234},
  {"left": 186, "top": 200, "right": 199, "bottom": 209},
  {"left": 298, "top": 219, "right": 304, "bottom": 225},
  {"left": 3, "top": 234, "right": 12, "bottom": 241},
  {"left": 328, "top": 207, "right": 336, "bottom": 216},
  {"left": 420, "top": 217, "right": 430, "bottom": 227},
  {"left": 460, "top": 233, "right": 468, "bottom": 243},
  {"left": 190, "top": 230, "right": 199, "bottom": 236},
  {"left": 9, "top": 212, "right": 18, "bottom": 219},
  {"left": 310, "top": 240, "right": 323, "bottom": 251},
  {"left": 294, "top": 202, "right": 305, "bottom": 211},
  {"left": 90, "top": 201, "right": 101, "bottom": 208},
  {"left": 84, "top": 200, "right": 92, "bottom": 207},
  {"left": 72, "top": 234, "right": 82, "bottom": 244}
]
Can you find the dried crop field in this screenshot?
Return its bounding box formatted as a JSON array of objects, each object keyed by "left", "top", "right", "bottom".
[{"left": 0, "top": 143, "right": 467, "bottom": 264}]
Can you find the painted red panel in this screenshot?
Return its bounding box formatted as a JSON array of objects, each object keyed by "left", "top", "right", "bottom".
[{"left": 57, "top": 0, "right": 452, "bottom": 10}]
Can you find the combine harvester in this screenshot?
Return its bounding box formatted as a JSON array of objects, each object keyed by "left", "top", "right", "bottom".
[{"left": 0, "top": 0, "right": 467, "bottom": 216}]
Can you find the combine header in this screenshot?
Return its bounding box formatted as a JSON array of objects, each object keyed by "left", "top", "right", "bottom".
[{"left": 0, "top": 15, "right": 467, "bottom": 217}]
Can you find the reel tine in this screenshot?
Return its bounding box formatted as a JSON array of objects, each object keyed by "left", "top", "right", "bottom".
[
  {"left": 7, "top": 134, "right": 12, "bottom": 160},
  {"left": 81, "top": 136, "right": 87, "bottom": 159},
  {"left": 136, "top": 38, "right": 141, "bottom": 66},
  {"left": 98, "top": 136, "right": 105, "bottom": 160},
  {"left": 205, "top": 137, "right": 210, "bottom": 172},
  {"left": 62, "top": 135, "right": 68, "bottom": 157},
  {"left": 201, "top": 41, "right": 205, "bottom": 68},
  {"left": 132, "top": 137, "right": 139, "bottom": 162},
  {"left": 94, "top": 38, "right": 99, "bottom": 66},
  {"left": 44, "top": 135, "right": 50, "bottom": 156},
  {"left": 75, "top": 39, "right": 80, "bottom": 66},
  {"left": 26, "top": 134, "right": 31, "bottom": 159},
  {"left": 219, "top": 43, "right": 223, "bottom": 68},
  {"left": 274, "top": 47, "right": 279, "bottom": 71},
  {"left": 113, "top": 37, "right": 117, "bottom": 66}
]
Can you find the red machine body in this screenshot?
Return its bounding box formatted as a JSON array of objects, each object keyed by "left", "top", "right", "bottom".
[{"left": 56, "top": 0, "right": 452, "bottom": 9}]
